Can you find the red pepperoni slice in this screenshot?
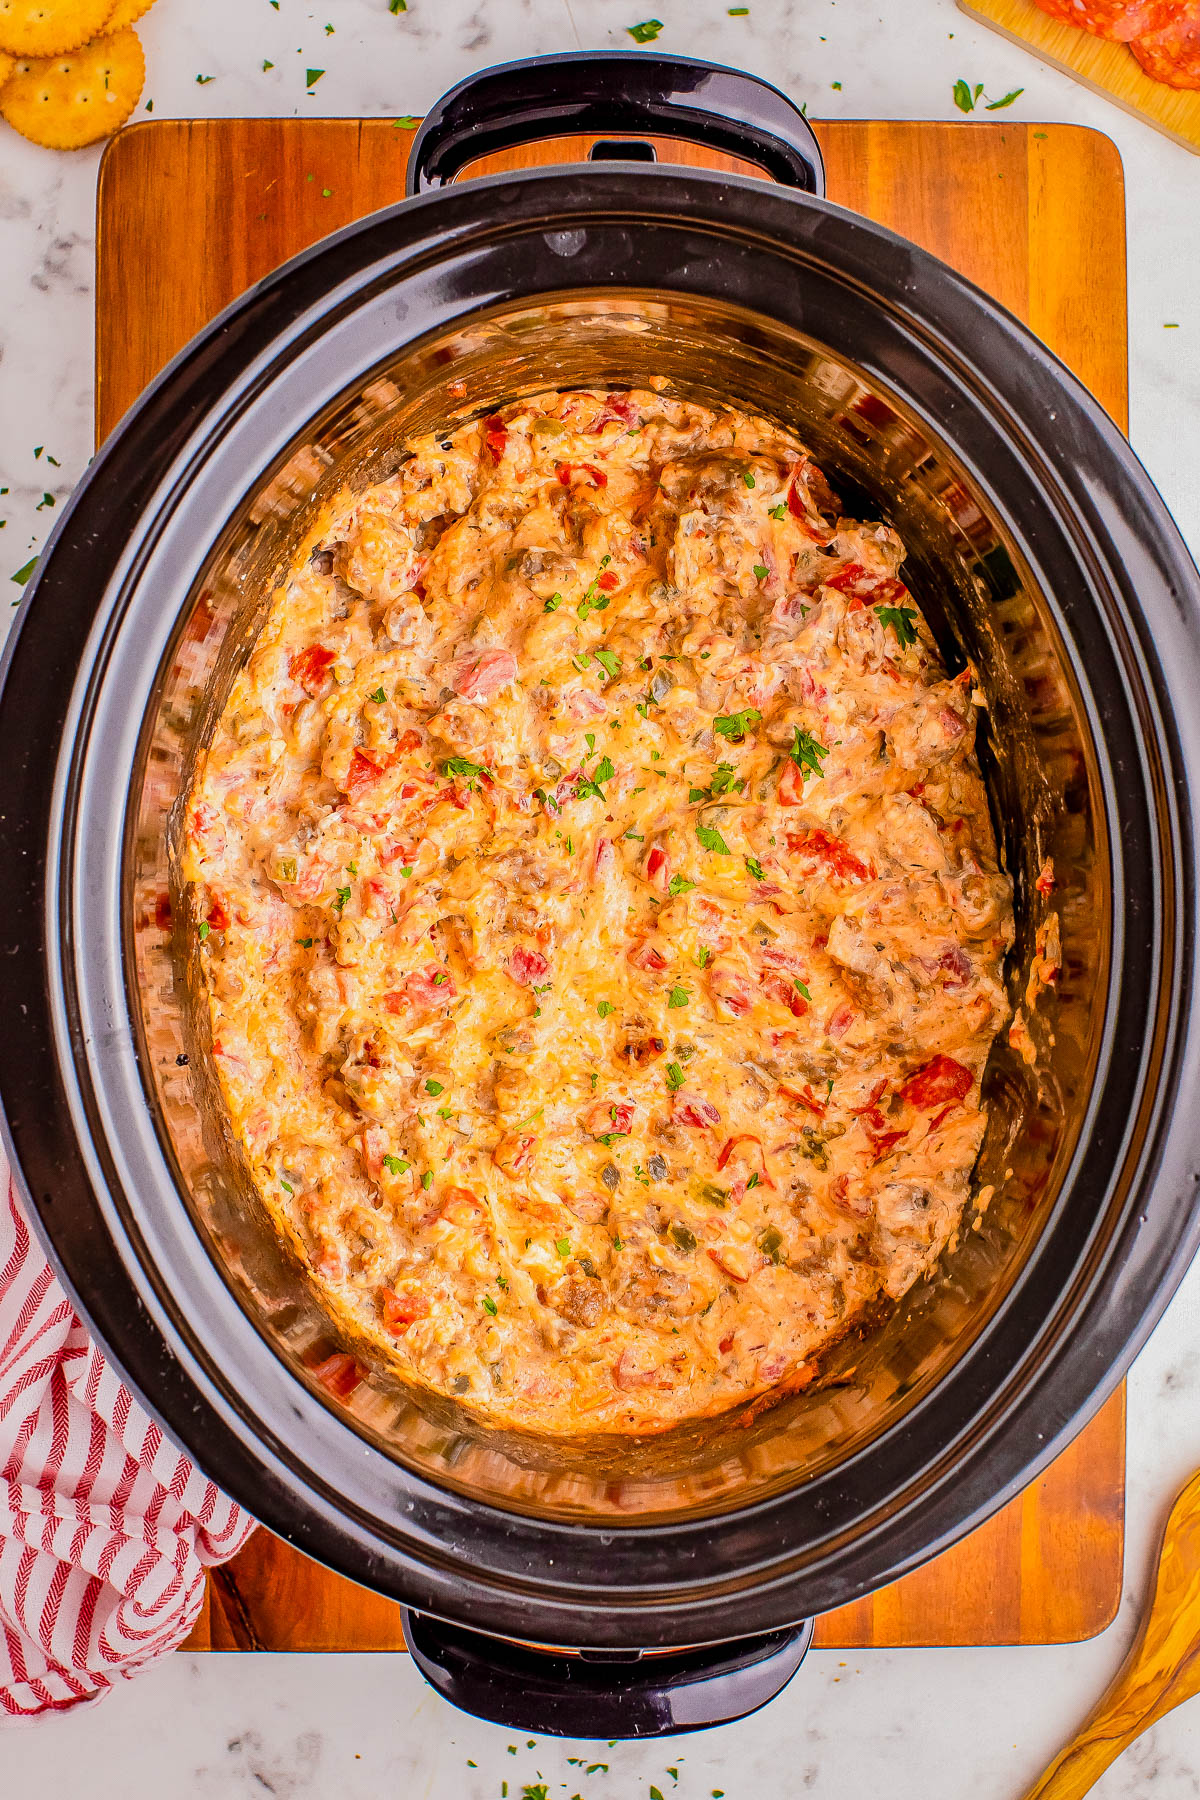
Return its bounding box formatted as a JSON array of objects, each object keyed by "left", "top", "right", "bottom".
[
  {"left": 449, "top": 647, "right": 517, "bottom": 699},
  {"left": 898, "top": 1054, "right": 973, "bottom": 1110},
  {"left": 1131, "top": 9, "right": 1200, "bottom": 82},
  {"left": 1032, "top": 0, "right": 1184, "bottom": 39}
]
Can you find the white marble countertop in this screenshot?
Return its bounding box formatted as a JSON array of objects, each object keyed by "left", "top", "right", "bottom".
[{"left": 1, "top": 0, "right": 1198, "bottom": 1794}]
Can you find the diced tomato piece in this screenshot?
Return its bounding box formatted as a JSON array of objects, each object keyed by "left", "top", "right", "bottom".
[
  {"left": 395, "top": 728, "right": 423, "bottom": 755},
  {"left": 759, "top": 970, "right": 808, "bottom": 1017},
  {"left": 289, "top": 644, "right": 335, "bottom": 693},
  {"left": 777, "top": 758, "right": 809, "bottom": 806},
  {"left": 449, "top": 647, "right": 518, "bottom": 699},
  {"left": 786, "top": 828, "right": 872, "bottom": 883},
  {"left": 869, "top": 1129, "right": 908, "bottom": 1161},
  {"left": 596, "top": 570, "right": 619, "bottom": 591},
  {"left": 673, "top": 1095, "right": 721, "bottom": 1130},
  {"left": 935, "top": 945, "right": 972, "bottom": 989},
  {"left": 584, "top": 1100, "right": 634, "bottom": 1139},
  {"left": 1035, "top": 859, "right": 1056, "bottom": 896},
  {"left": 718, "top": 1332, "right": 735, "bottom": 1355},
  {"left": 438, "top": 1186, "right": 485, "bottom": 1224},
  {"left": 206, "top": 898, "right": 231, "bottom": 932},
  {"left": 825, "top": 563, "right": 907, "bottom": 608},
  {"left": 716, "top": 1134, "right": 775, "bottom": 1188},
  {"left": 507, "top": 945, "right": 549, "bottom": 986},
  {"left": 346, "top": 748, "right": 383, "bottom": 797},
  {"left": 383, "top": 964, "right": 456, "bottom": 1012},
  {"left": 594, "top": 836, "right": 616, "bottom": 877},
  {"left": 493, "top": 1134, "right": 537, "bottom": 1177},
  {"left": 381, "top": 1289, "right": 430, "bottom": 1335},
  {"left": 308, "top": 1351, "right": 364, "bottom": 1399},
  {"left": 629, "top": 939, "right": 668, "bottom": 971},
  {"left": 707, "top": 966, "right": 756, "bottom": 1017},
  {"left": 644, "top": 846, "right": 669, "bottom": 890},
  {"left": 483, "top": 415, "right": 508, "bottom": 460},
  {"left": 778, "top": 1081, "right": 826, "bottom": 1118},
  {"left": 827, "top": 1002, "right": 856, "bottom": 1040},
  {"left": 556, "top": 461, "right": 608, "bottom": 489},
  {"left": 899, "top": 1054, "right": 973, "bottom": 1110}
]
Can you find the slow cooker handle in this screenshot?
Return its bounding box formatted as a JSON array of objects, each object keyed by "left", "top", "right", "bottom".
[
  {"left": 406, "top": 51, "right": 825, "bottom": 196},
  {"left": 401, "top": 1607, "right": 814, "bottom": 1737}
]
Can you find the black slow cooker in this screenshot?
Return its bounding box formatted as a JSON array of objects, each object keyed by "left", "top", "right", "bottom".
[{"left": 2, "top": 53, "right": 1199, "bottom": 1738}]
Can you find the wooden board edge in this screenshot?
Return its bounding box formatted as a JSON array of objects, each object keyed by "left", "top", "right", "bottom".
[{"left": 958, "top": 0, "right": 1200, "bottom": 154}]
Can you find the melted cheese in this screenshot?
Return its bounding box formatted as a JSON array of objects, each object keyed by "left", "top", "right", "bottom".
[{"left": 183, "top": 388, "right": 1013, "bottom": 1435}]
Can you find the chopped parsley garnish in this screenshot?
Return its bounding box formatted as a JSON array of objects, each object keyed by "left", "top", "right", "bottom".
[
  {"left": 953, "top": 78, "right": 984, "bottom": 113},
  {"left": 794, "top": 978, "right": 812, "bottom": 1001},
  {"left": 333, "top": 885, "right": 351, "bottom": 913},
  {"left": 710, "top": 761, "right": 739, "bottom": 796},
  {"left": 432, "top": 971, "right": 448, "bottom": 985},
  {"left": 875, "top": 603, "right": 919, "bottom": 648},
  {"left": 745, "top": 855, "right": 766, "bottom": 881},
  {"left": 369, "top": 686, "right": 387, "bottom": 703},
  {"left": 743, "top": 470, "right": 756, "bottom": 488},
  {"left": 280, "top": 1179, "right": 293, "bottom": 1194},
  {"left": 593, "top": 648, "right": 621, "bottom": 680},
  {"left": 696, "top": 823, "right": 731, "bottom": 856},
  {"left": 197, "top": 921, "right": 210, "bottom": 942},
  {"left": 425, "top": 1079, "right": 444, "bottom": 1096},
  {"left": 577, "top": 556, "right": 613, "bottom": 621},
  {"left": 692, "top": 945, "right": 713, "bottom": 968},
  {"left": 585, "top": 732, "right": 596, "bottom": 754},
  {"left": 789, "top": 726, "right": 829, "bottom": 781},
  {"left": 986, "top": 87, "right": 1024, "bottom": 110},
  {"left": 305, "top": 68, "right": 324, "bottom": 88},
  {"left": 442, "top": 755, "right": 490, "bottom": 784},
  {"left": 666, "top": 1061, "right": 685, "bottom": 1090},
  {"left": 421, "top": 1170, "right": 433, "bottom": 1191},
  {"left": 714, "top": 707, "right": 761, "bottom": 743},
  {"left": 297, "top": 937, "right": 314, "bottom": 948},
  {"left": 596, "top": 999, "right": 615, "bottom": 1018},
  {"left": 753, "top": 563, "right": 769, "bottom": 582},
  {"left": 399, "top": 865, "right": 413, "bottom": 878},
  {"left": 626, "top": 17, "right": 663, "bottom": 40},
  {"left": 769, "top": 502, "right": 787, "bottom": 520},
  {"left": 382, "top": 1154, "right": 409, "bottom": 1175},
  {"left": 667, "top": 875, "right": 695, "bottom": 897},
  {"left": 481, "top": 1294, "right": 498, "bottom": 1315},
  {"left": 544, "top": 593, "right": 562, "bottom": 611},
  {"left": 667, "top": 986, "right": 690, "bottom": 1009},
  {"left": 555, "top": 1237, "right": 571, "bottom": 1256},
  {"left": 11, "top": 556, "right": 38, "bottom": 585}
]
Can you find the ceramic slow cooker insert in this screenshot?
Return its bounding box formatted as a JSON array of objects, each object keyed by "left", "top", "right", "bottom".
[{"left": 1, "top": 55, "right": 1199, "bottom": 1735}]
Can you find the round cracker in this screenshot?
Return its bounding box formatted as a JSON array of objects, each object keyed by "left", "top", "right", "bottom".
[
  {"left": 0, "top": 0, "right": 115, "bottom": 59},
  {"left": 106, "top": 0, "right": 154, "bottom": 26},
  {"left": 0, "top": 26, "right": 143, "bottom": 149}
]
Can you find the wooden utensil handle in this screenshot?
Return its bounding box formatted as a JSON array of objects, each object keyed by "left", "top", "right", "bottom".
[{"left": 1023, "top": 1471, "right": 1200, "bottom": 1799}]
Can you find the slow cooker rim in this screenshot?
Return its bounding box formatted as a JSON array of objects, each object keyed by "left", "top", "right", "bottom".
[{"left": 1, "top": 166, "right": 1198, "bottom": 1644}]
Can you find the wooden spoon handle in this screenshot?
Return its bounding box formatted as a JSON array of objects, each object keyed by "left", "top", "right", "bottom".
[{"left": 1022, "top": 1471, "right": 1200, "bottom": 1800}]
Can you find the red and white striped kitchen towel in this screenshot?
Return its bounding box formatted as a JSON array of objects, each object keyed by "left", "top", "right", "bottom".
[{"left": 0, "top": 1162, "right": 255, "bottom": 1722}]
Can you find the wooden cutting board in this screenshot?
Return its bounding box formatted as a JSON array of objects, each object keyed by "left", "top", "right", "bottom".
[
  {"left": 96, "top": 116, "right": 1127, "bottom": 1650},
  {"left": 959, "top": 0, "right": 1200, "bottom": 155}
]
